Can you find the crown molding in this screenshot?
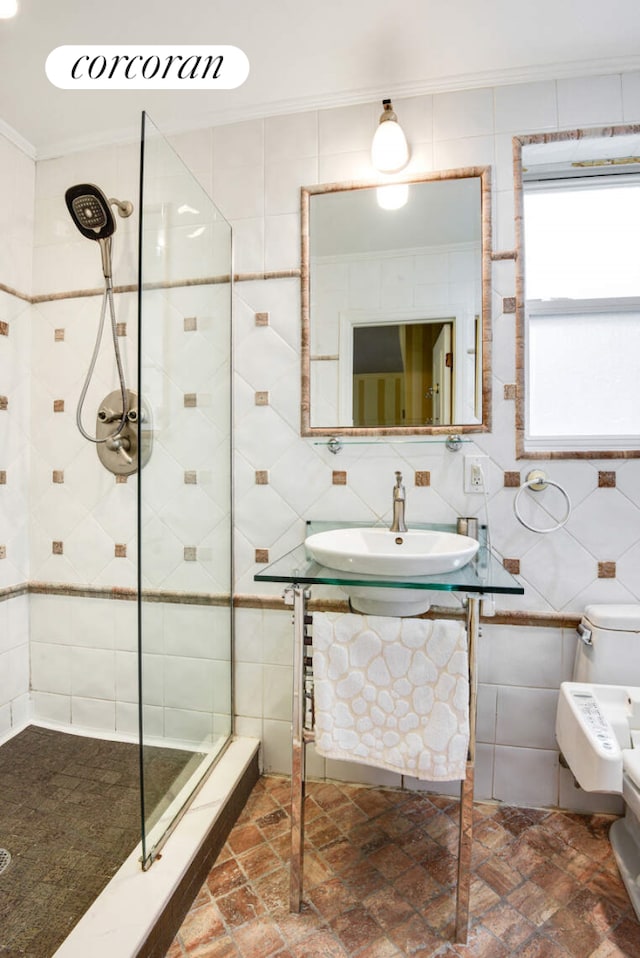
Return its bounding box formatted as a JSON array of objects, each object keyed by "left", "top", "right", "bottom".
[
  {"left": 0, "top": 115, "right": 36, "bottom": 159},
  {"left": 33, "top": 54, "right": 640, "bottom": 161}
]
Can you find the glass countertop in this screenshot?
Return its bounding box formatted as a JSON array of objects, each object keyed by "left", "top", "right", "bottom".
[{"left": 255, "top": 521, "right": 524, "bottom": 596}]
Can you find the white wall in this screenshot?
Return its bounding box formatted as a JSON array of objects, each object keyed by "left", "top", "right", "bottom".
[{"left": 0, "top": 131, "right": 34, "bottom": 736}]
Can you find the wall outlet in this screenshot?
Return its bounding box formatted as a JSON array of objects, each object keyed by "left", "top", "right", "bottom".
[{"left": 464, "top": 454, "right": 489, "bottom": 493}]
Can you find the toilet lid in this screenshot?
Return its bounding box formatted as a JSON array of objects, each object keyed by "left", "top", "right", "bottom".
[
  {"left": 585, "top": 604, "right": 640, "bottom": 631},
  {"left": 623, "top": 749, "right": 640, "bottom": 788}
]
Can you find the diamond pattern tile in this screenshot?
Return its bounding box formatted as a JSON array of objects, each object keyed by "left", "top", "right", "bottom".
[
  {"left": 518, "top": 530, "right": 601, "bottom": 611},
  {"left": 567, "top": 490, "right": 640, "bottom": 561},
  {"left": 235, "top": 326, "right": 298, "bottom": 392},
  {"left": 616, "top": 541, "right": 640, "bottom": 598},
  {"left": 235, "top": 485, "right": 298, "bottom": 546}
]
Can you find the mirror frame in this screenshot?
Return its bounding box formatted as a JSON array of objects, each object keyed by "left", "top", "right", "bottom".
[
  {"left": 300, "top": 167, "right": 492, "bottom": 437},
  {"left": 513, "top": 123, "right": 640, "bottom": 460}
]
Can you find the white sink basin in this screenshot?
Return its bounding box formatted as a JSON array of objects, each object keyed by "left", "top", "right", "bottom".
[
  {"left": 304, "top": 527, "right": 479, "bottom": 616},
  {"left": 305, "top": 527, "right": 479, "bottom": 577}
]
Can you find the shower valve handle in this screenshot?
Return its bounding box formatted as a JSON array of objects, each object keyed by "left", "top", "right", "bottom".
[
  {"left": 98, "top": 406, "right": 122, "bottom": 423},
  {"left": 105, "top": 434, "right": 133, "bottom": 465}
]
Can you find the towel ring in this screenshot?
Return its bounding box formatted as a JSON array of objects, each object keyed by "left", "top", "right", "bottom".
[{"left": 513, "top": 469, "right": 572, "bottom": 533}]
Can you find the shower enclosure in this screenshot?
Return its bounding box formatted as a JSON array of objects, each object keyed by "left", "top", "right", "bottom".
[
  {"left": 137, "top": 112, "right": 233, "bottom": 866},
  {"left": 0, "top": 111, "right": 233, "bottom": 957}
]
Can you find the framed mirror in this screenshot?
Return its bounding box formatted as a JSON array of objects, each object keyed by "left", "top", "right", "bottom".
[
  {"left": 300, "top": 168, "right": 492, "bottom": 436},
  {"left": 514, "top": 124, "right": 640, "bottom": 459}
]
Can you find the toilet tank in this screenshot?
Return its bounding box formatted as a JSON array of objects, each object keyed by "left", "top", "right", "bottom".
[{"left": 573, "top": 604, "right": 640, "bottom": 685}]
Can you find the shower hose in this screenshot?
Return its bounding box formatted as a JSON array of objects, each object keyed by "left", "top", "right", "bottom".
[{"left": 76, "top": 274, "right": 129, "bottom": 444}]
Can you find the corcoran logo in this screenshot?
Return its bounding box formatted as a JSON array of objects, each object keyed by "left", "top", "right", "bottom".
[{"left": 46, "top": 45, "right": 249, "bottom": 89}]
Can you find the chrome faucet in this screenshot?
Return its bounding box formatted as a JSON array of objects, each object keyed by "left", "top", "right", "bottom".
[{"left": 390, "top": 471, "right": 407, "bottom": 533}]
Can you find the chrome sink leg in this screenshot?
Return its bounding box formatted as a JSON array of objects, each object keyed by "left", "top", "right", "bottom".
[
  {"left": 455, "top": 595, "right": 480, "bottom": 944},
  {"left": 286, "top": 584, "right": 310, "bottom": 912}
]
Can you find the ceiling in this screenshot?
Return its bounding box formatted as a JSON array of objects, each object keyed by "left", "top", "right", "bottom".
[{"left": 2, "top": 0, "right": 640, "bottom": 158}]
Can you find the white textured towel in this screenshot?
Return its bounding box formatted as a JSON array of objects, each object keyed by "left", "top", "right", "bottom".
[{"left": 312, "top": 612, "right": 469, "bottom": 781}]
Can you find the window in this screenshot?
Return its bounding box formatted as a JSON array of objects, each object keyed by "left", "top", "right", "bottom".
[{"left": 522, "top": 171, "right": 640, "bottom": 452}]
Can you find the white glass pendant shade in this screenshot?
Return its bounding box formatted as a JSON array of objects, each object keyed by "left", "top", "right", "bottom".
[{"left": 371, "top": 100, "right": 409, "bottom": 173}]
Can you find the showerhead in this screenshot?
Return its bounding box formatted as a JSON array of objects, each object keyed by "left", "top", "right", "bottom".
[
  {"left": 65, "top": 183, "right": 116, "bottom": 241},
  {"left": 65, "top": 183, "right": 118, "bottom": 280}
]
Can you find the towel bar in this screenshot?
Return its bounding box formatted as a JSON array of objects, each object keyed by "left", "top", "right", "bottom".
[{"left": 284, "top": 585, "right": 480, "bottom": 946}]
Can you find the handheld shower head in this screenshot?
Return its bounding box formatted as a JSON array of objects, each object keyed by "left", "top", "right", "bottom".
[
  {"left": 65, "top": 183, "right": 118, "bottom": 280},
  {"left": 65, "top": 183, "right": 116, "bottom": 240}
]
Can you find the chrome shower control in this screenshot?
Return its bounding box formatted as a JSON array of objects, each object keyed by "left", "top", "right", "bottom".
[
  {"left": 95, "top": 389, "right": 152, "bottom": 477},
  {"left": 105, "top": 434, "right": 133, "bottom": 465},
  {"left": 98, "top": 406, "right": 122, "bottom": 423}
]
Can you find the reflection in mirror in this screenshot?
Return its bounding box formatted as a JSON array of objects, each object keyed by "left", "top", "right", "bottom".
[
  {"left": 301, "top": 169, "right": 491, "bottom": 436},
  {"left": 352, "top": 320, "right": 453, "bottom": 427},
  {"left": 514, "top": 125, "right": 640, "bottom": 458}
]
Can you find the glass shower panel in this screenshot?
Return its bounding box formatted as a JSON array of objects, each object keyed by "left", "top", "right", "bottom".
[{"left": 137, "top": 112, "right": 232, "bottom": 867}]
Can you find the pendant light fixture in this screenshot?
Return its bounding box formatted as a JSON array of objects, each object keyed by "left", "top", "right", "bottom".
[{"left": 371, "top": 99, "right": 410, "bottom": 174}]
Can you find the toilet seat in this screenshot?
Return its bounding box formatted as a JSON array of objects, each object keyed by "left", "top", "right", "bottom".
[{"left": 556, "top": 682, "right": 626, "bottom": 793}]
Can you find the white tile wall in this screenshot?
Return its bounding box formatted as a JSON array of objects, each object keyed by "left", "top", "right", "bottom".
[
  {"left": 556, "top": 74, "right": 624, "bottom": 128},
  {"left": 3, "top": 70, "right": 640, "bottom": 810},
  {"left": 230, "top": 73, "right": 640, "bottom": 810},
  {"left": 493, "top": 745, "right": 559, "bottom": 808},
  {"left": 7, "top": 138, "right": 233, "bottom": 747},
  {"left": 0, "top": 131, "right": 34, "bottom": 732},
  {"left": 0, "top": 594, "right": 30, "bottom": 738},
  {"left": 29, "top": 593, "right": 231, "bottom": 744},
  {"left": 0, "top": 133, "right": 34, "bottom": 295},
  {"left": 0, "top": 298, "right": 31, "bottom": 593},
  {"left": 493, "top": 81, "right": 558, "bottom": 134}
]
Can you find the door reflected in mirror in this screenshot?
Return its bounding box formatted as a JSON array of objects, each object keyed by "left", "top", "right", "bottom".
[
  {"left": 301, "top": 169, "right": 491, "bottom": 436},
  {"left": 351, "top": 319, "right": 454, "bottom": 427}
]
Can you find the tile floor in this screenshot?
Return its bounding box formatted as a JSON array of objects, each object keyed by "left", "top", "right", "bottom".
[
  {"left": 166, "top": 775, "right": 640, "bottom": 958},
  {"left": 0, "top": 725, "right": 198, "bottom": 958}
]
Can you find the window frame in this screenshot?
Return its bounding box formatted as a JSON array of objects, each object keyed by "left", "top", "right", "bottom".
[{"left": 514, "top": 125, "right": 640, "bottom": 460}]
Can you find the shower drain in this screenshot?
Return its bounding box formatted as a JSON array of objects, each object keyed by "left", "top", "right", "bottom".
[{"left": 0, "top": 849, "right": 11, "bottom": 876}]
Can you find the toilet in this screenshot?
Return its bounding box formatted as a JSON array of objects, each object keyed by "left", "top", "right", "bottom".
[{"left": 556, "top": 604, "right": 640, "bottom": 919}]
